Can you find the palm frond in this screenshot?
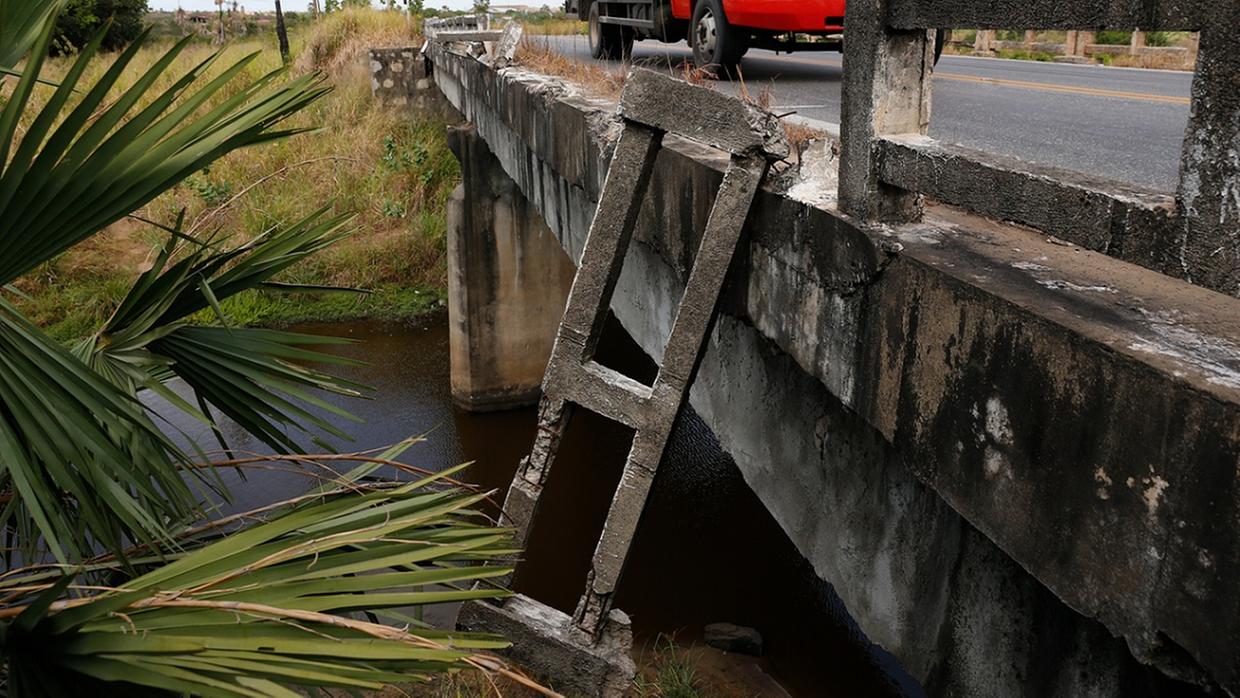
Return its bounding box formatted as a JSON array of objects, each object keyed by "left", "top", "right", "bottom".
[
  {"left": 81, "top": 208, "right": 371, "bottom": 454},
  {"left": 0, "top": 17, "right": 331, "bottom": 286},
  {"left": 0, "top": 457, "right": 531, "bottom": 698},
  {"left": 0, "top": 1, "right": 339, "bottom": 564},
  {"left": 0, "top": 300, "right": 200, "bottom": 566},
  {"left": 0, "top": 0, "right": 64, "bottom": 70}
]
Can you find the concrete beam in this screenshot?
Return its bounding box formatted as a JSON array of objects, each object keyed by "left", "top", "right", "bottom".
[
  {"left": 886, "top": 0, "right": 1209, "bottom": 31},
  {"left": 433, "top": 30, "right": 504, "bottom": 43},
  {"left": 457, "top": 596, "right": 636, "bottom": 697},
  {"left": 618, "top": 69, "right": 789, "bottom": 160},
  {"left": 876, "top": 134, "right": 1178, "bottom": 271}
]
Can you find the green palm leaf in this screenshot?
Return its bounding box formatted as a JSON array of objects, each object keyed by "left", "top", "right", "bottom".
[
  {"left": 0, "top": 457, "right": 533, "bottom": 698},
  {"left": 0, "top": 0, "right": 64, "bottom": 70},
  {"left": 0, "top": 14, "right": 330, "bottom": 286},
  {"left": 0, "top": 1, "right": 337, "bottom": 563}
]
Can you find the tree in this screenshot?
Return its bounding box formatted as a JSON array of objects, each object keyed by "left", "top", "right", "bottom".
[
  {"left": 0, "top": 1, "right": 534, "bottom": 694},
  {"left": 51, "top": 0, "right": 147, "bottom": 53},
  {"left": 274, "top": 0, "right": 290, "bottom": 62}
]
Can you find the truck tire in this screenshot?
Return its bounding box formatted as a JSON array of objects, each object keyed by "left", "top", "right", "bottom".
[
  {"left": 691, "top": 0, "right": 747, "bottom": 75},
  {"left": 588, "top": 2, "right": 633, "bottom": 60}
]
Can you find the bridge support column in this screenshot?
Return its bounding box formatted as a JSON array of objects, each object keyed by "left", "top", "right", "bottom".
[{"left": 446, "top": 125, "right": 577, "bottom": 411}]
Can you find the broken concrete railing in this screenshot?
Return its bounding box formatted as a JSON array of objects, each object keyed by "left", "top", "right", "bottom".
[
  {"left": 840, "top": 0, "right": 1240, "bottom": 297},
  {"left": 423, "top": 14, "right": 523, "bottom": 66}
]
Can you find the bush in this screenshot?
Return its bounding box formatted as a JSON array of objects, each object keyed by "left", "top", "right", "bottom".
[
  {"left": 1146, "top": 31, "right": 1174, "bottom": 47},
  {"left": 1095, "top": 30, "right": 1132, "bottom": 45},
  {"left": 53, "top": 0, "right": 148, "bottom": 54}
]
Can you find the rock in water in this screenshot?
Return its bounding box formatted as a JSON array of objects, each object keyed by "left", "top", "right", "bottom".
[{"left": 704, "top": 622, "right": 764, "bottom": 656}]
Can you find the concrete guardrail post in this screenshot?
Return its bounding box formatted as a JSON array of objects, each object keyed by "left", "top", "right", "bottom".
[
  {"left": 1176, "top": 20, "right": 1240, "bottom": 296},
  {"left": 838, "top": 0, "right": 933, "bottom": 222},
  {"left": 972, "top": 28, "right": 994, "bottom": 55}
]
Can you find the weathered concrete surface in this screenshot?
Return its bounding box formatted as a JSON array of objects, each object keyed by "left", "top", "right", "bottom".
[
  {"left": 446, "top": 125, "right": 576, "bottom": 411},
  {"left": 859, "top": 2, "right": 1238, "bottom": 297},
  {"left": 876, "top": 134, "right": 1178, "bottom": 269},
  {"left": 1177, "top": 18, "right": 1240, "bottom": 296},
  {"left": 458, "top": 596, "right": 636, "bottom": 697},
  {"left": 494, "top": 69, "right": 780, "bottom": 651},
  {"left": 428, "top": 46, "right": 1240, "bottom": 695},
  {"left": 838, "top": 0, "right": 932, "bottom": 222}
]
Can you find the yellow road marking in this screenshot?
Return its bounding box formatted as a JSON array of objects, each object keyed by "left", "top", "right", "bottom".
[
  {"left": 933, "top": 71, "right": 1190, "bottom": 105},
  {"left": 626, "top": 42, "right": 1191, "bottom": 106},
  {"left": 779, "top": 54, "right": 1191, "bottom": 106}
]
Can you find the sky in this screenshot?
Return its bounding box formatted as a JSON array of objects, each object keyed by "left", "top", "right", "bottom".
[{"left": 149, "top": 0, "right": 477, "bottom": 10}]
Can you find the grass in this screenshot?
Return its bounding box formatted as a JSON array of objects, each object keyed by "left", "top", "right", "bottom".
[
  {"left": 634, "top": 636, "right": 704, "bottom": 698},
  {"left": 993, "top": 48, "right": 1059, "bottom": 63},
  {"left": 11, "top": 7, "right": 458, "bottom": 340},
  {"left": 516, "top": 14, "right": 587, "bottom": 36}
]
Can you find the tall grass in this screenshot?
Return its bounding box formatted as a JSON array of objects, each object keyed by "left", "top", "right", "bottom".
[{"left": 13, "top": 7, "right": 458, "bottom": 340}]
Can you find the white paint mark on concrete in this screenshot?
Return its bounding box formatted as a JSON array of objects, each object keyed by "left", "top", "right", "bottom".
[
  {"left": 1142, "top": 474, "right": 1169, "bottom": 521},
  {"left": 1037, "top": 279, "right": 1119, "bottom": 294},
  {"left": 1094, "top": 467, "right": 1112, "bottom": 500},
  {"left": 985, "top": 396, "right": 1013, "bottom": 447}
]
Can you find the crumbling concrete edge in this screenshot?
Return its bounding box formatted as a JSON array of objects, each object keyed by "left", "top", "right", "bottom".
[{"left": 458, "top": 597, "right": 637, "bottom": 697}]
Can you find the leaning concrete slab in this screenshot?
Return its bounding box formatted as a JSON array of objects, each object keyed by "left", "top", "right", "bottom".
[{"left": 467, "top": 68, "right": 785, "bottom": 696}]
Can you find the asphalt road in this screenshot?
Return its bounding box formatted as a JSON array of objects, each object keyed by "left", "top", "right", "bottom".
[{"left": 538, "top": 35, "right": 1193, "bottom": 190}]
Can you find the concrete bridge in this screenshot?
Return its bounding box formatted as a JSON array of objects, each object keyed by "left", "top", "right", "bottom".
[{"left": 373, "top": 2, "right": 1240, "bottom": 694}]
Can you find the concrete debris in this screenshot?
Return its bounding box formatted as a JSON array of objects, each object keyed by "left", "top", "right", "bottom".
[
  {"left": 487, "top": 22, "right": 524, "bottom": 67},
  {"left": 457, "top": 596, "right": 636, "bottom": 697}
]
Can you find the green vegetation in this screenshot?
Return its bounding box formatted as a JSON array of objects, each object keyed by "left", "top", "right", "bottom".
[
  {"left": 15, "top": 7, "right": 459, "bottom": 341},
  {"left": 52, "top": 0, "right": 148, "bottom": 53},
  {"left": 634, "top": 636, "right": 705, "bottom": 698},
  {"left": 994, "top": 47, "right": 1058, "bottom": 62},
  {"left": 0, "top": 2, "right": 531, "bottom": 694}
]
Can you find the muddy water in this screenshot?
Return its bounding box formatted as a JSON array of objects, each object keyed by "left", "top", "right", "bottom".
[{"left": 153, "top": 315, "right": 921, "bottom": 697}]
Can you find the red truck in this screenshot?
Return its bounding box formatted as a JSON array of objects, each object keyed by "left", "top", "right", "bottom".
[{"left": 564, "top": 0, "right": 943, "bottom": 72}]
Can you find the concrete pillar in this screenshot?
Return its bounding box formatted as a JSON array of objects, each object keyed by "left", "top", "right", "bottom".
[
  {"left": 973, "top": 29, "right": 994, "bottom": 55},
  {"left": 1023, "top": 29, "right": 1036, "bottom": 50},
  {"left": 1129, "top": 29, "right": 1146, "bottom": 56},
  {"left": 1175, "top": 22, "right": 1240, "bottom": 297},
  {"left": 1187, "top": 31, "right": 1200, "bottom": 64},
  {"left": 446, "top": 125, "right": 577, "bottom": 411},
  {"left": 839, "top": 0, "right": 933, "bottom": 222},
  {"left": 1080, "top": 30, "right": 1096, "bottom": 55}
]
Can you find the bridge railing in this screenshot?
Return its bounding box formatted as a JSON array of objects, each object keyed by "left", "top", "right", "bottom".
[
  {"left": 423, "top": 14, "right": 491, "bottom": 40},
  {"left": 837, "top": 0, "right": 1239, "bottom": 297}
]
